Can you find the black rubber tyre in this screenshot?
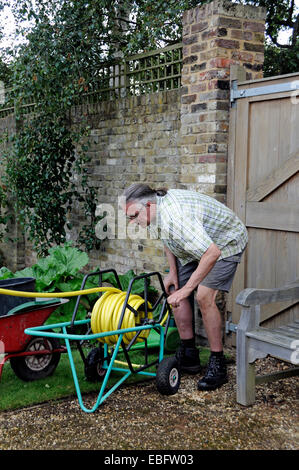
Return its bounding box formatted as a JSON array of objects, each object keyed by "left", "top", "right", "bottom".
[
  {"left": 10, "top": 336, "right": 61, "bottom": 382},
  {"left": 156, "top": 357, "right": 181, "bottom": 395},
  {"left": 84, "top": 347, "right": 107, "bottom": 382}
]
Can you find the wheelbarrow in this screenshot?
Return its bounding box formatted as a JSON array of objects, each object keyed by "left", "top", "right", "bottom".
[{"left": 0, "top": 297, "right": 68, "bottom": 381}]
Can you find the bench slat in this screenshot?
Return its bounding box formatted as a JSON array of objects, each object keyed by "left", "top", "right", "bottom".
[{"left": 272, "top": 326, "right": 299, "bottom": 339}]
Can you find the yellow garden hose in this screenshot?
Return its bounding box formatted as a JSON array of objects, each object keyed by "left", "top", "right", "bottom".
[
  {"left": 0, "top": 286, "right": 169, "bottom": 346},
  {"left": 0, "top": 286, "right": 114, "bottom": 299},
  {"left": 90, "top": 288, "right": 153, "bottom": 345}
]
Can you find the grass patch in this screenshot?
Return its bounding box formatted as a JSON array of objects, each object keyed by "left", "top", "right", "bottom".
[{"left": 0, "top": 345, "right": 212, "bottom": 412}]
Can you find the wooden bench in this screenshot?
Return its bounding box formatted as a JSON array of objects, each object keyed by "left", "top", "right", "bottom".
[{"left": 236, "top": 280, "right": 299, "bottom": 406}]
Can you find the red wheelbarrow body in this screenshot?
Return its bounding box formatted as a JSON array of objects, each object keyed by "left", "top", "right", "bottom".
[{"left": 0, "top": 299, "right": 68, "bottom": 381}]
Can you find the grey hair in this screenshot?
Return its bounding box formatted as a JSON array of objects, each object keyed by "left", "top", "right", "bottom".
[{"left": 122, "top": 183, "right": 167, "bottom": 204}]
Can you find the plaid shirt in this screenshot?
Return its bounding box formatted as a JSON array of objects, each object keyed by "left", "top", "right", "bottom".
[{"left": 148, "top": 189, "right": 248, "bottom": 266}]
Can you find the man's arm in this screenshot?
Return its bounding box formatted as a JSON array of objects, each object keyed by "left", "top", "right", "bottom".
[
  {"left": 184, "top": 243, "right": 221, "bottom": 292},
  {"left": 163, "top": 246, "right": 179, "bottom": 293},
  {"left": 167, "top": 243, "right": 221, "bottom": 306},
  {"left": 164, "top": 245, "right": 177, "bottom": 273}
]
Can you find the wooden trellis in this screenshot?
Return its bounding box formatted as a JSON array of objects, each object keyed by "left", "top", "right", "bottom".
[{"left": 0, "top": 43, "right": 183, "bottom": 117}]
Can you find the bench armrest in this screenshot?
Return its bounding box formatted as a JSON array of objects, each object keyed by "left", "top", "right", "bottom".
[{"left": 236, "top": 279, "right": 299, "bottom": 307}]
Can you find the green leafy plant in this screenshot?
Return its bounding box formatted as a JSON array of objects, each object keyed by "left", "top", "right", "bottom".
[
  {"left": 0, "top": 243, "right": 92, "bottom": 322},
  {"left": 1, "top": 95, "right": 102, "bottom": 256},
  {"left": 0, "top": 184, "right": 12, "bottom": 243},
  {"left": 0, "top": 243, "right": 159, "bottom": 324}
]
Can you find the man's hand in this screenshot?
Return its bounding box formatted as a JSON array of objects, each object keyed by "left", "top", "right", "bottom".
[
  {"left": 167, "top": 286, "right": 192, "bottom": 308},
  {"left": 163, "top": 271, "right": 179, "bottom": 295}
]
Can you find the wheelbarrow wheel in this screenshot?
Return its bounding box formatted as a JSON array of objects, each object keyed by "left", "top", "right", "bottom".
[
  {"left": 10, "top": 335, "right": 61, "bottom": 382},
  {"left": 84, "top": 346, "right": 107, "bottom": 382},
  {"left": 156, "top": 356, "right": 181, "bottom": 396}
]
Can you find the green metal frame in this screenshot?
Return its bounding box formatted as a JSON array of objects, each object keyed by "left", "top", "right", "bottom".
[{"left": 25, "top": 318, "right": 165, "bottom": 413}]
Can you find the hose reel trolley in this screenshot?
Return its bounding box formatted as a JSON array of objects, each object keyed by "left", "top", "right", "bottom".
[{"left": 11, "top": 269, "right": 182, "bottom": 413}]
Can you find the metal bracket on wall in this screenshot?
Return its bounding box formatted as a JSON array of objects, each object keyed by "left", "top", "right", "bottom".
[{"left": 230, "top": 79, "right": 299, "bottom": 105}]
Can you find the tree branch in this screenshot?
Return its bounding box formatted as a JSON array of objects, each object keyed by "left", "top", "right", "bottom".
[
  {"left": 292, "top": 14, "right": 299, "bottom": 46},
  {"left": 288, "top": 0, "right": 295, "bottom": 25},
  {"left": 269, "top": 32, "right": 292, "bottom": 49},
  {"left": 114, "top": 16, "right": 137, "bottom": 26}
]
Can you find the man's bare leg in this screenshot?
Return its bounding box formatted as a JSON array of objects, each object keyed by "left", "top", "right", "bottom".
[
  {"left": 196, "top": 285, "right": 222, "bottom": 351},
  {"left": 171, "top": 298, "right": 194, "bottom": 340},
  {"left": 196, "top": 285, "right": 228, "bottom": 390},
  {"left": 171, "top": 297, "right": 201, "bottom": 374}
]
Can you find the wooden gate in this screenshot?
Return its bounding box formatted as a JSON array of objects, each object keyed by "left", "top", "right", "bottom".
[{"left": 227, "top": 72, "right": 299, "bottom": 338}]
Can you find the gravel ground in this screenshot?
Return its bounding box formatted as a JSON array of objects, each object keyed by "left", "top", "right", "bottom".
[{"left": 0, "top": 350, "right": 298, "bottom": 451}]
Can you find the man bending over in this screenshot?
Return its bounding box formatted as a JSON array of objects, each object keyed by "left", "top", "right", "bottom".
[{"left": 122, "top": 184, "right": 248, "bottom": 391}]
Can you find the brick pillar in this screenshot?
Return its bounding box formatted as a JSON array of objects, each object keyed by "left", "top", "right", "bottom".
[{"left": 180, "top": 0, "right": 266, "bottom": 202}]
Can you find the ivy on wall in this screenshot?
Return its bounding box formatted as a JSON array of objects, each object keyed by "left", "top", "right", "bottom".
[
  {"left": 0, "top": 1, "right": 106, "bottom": 256},
  {"left": 4, "top": 113, "right": 101, "bottom": 256}
]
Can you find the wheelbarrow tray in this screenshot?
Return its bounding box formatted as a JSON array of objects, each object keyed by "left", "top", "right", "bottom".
[{"left": 0, "top": 299, "right": 68, "bottom": 353}]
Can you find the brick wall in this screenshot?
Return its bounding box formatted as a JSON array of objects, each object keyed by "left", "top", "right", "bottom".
[
  {"left": 180, "top": 0, "right": 266, "bottom": 203},
  {"left": 68, "top": 89, "right": 182, "bottom": 276}
]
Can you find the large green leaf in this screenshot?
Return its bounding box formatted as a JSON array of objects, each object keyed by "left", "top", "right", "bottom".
[
  {"left": 48, "top": 244, "right": 89, "bottom": 277},
  {"left": 14, "top": 266, "right": 37, "bottom": 281},
  {"left": 0, "top": 267, "right": 14, "bottom": 280}
]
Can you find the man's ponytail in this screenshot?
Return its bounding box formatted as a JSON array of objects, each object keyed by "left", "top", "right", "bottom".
[
  {"left": 122, "top": 183, "right": 167, "bottom": 203},
  {"left": 156, "top": 188, "right": 168, "bottom": 197}
]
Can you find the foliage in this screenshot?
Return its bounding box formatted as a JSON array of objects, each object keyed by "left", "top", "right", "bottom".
[
  {"left": 0, "top": 57, "right": 12, "bottom": 83},
  {"left": 3, "top": 0, "right": 204, "bottom": 57},
  {"left": 3, "top": 1, "right": 297, "bottom": 61},
  {"left": 0, "top": 184, "right": 11, "bottom": 240},
  {"left": 0, "top": 243, "right": 158, "bottom": 324},
  {"left": 263, "top": 41, "right": 299, "bottom": 76},
  {"left": 4, "top": 116, "right": 96, "bottom": 254},
  {"left": 0, "top": 243, "right": 91, "bottom": 321},
  {"left": 0, "top": 1, "right": 109, "bottom": 255}
]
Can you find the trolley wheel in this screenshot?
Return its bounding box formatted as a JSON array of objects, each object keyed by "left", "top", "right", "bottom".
[
  {"left": 84, "top": 346, "right": 107, "bottom": 382},
  {"left": 156, "top": 357, "right": 181, "bottom": 396},
  {"left": 10, "top": 335, "right": 61, "bottom": 382}
]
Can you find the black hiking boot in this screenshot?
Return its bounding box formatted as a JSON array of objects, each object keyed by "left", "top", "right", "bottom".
[
  {"left": 175, "top": 342, "right": 201, "bottom": 374},
  {"left": 197, "top": 352, "right": 228, "bottom": 391}
]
